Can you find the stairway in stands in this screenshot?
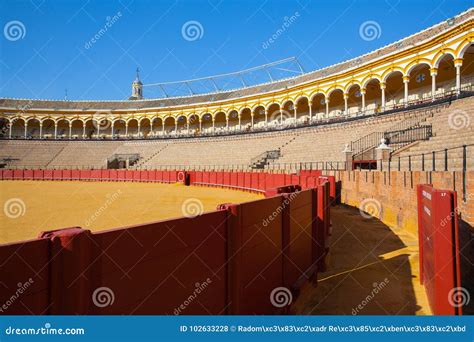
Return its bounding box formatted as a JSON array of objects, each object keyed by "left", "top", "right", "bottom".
[
  {"left": 251, "top": 135, "right": 299, "bottom": 169},
  {"left": 135, "top": 143, "right": 171, "bottom": 168},
  {"left": 350, "top": 105, "right": 442, "bottom": 164}
]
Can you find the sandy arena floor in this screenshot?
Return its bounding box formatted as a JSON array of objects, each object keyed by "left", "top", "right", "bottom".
[{"left": 0, "top": 180, "right": 262, "bottom": 244}]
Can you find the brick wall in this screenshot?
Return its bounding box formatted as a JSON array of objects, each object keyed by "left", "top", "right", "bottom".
[{"left": 330, "top": 170, "right": 474, "bottom": 233}]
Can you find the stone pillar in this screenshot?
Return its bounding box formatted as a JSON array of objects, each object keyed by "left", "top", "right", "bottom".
[
  {"left": 430, "top": 67, "right": 438, "bottom": 101},
  {"left": 83, "top": 122, "right": 86, "bottom": 138},
  {"left": 9, "top": 121, "right": 12, "bottom": 139},
  {"left": 343, "top": 93, "right": 349, "bottom": 115},
  {"left": 361, "top": 88, "right": 366, "bottom": 113},
  {"left": 380, "top": 82, "right": 386, "bottom": 111},
  {"left": 39, "top": 122, "right": 43, "bottom": 139},
  {"left": 309, "top": 102, "right": 313, "bottom": 121},
  {"left": 251, "top": 113, "right": 254, "bottom": 127},
  {"left": 54, "top": 123, "right": 58, "bottom": 140},
  {"left": 375, "top": 138, "right": 392, "bottom": 170},
  {"left": 454, "top": 58, "right": 463, "bottom": 94},
  {"left": 342, "top": 143, "right": 353, "bottom": 171},
  {"left": 111, "top": 122, "right": 114, "bottom": 138},
  {"left": 403, "top": 76, "right": 410, "bottom": 106},
  {"left": 24, "top": 121, "right": 28, "bottom": 138},
  {"left": 69, "top": 122, "right": 72, "bottom": 138},
  {"left": 325, "top": 99, "right": 329, "bottom": 117}
]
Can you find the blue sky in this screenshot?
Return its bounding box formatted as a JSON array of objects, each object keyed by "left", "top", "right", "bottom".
[{"left": 0, "top": 0, "right": 472, "bottom": 100}]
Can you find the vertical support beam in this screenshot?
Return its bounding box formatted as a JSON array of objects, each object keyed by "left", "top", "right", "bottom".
[
  {"left": 309, "top": 101, "right": 313, "bottom": 121},
  {"left": 69, "top": 121, "right": 72, "bottom": 139},
  {"left": 96, "top": 120, "right": 100, "bottom": 139},
  {"left": 238, "top": 114, "right": 241, "bottom": 130},
  {"left": 251, "top": 113, "right": 254, "bottom": 128},
  {"left": 293, "top": 105, "right": 297, "bottom": 126},
  {"left": 199, "top": 118, "right": 202, "bottom": 132},
  {"left": 361, "top": 89, "right": 366, "bottom": 113},
  {"left": 454, "top": 58, "right": 463, "bottom": 95},
  {"left": 125, "top": 121, "right": 129, "bottom": 136},
  {"left": 380, "top": 82, "right": 386, "bottom": 111},
  {"left": 83, "top": 121, "right": 86, "bottom": 138},
  {"left": 325, "top": 99, "right": 329, "bottom": 118},
  {"left": 9, "top": 120, "right": 13, "bottom": 139},
  {"left": 39, "top": 122, "right": 43, "bottom": 139},
  {"left": 54, "top": 122, "right": 58, "bottom": 140},
  {"left": 403, "top": 75, "right": 410, "bottom": 107},
  {"left": 24, "top": 120, "right": 28, "bottom": 138},
  {"left": 265, "top": 110, "right": 268, "bottom": 126},
  {"left": 430, "top": 68, "right": 438, "bottom": 101},
  {"left": 343, "top": 93, "right": 349, "bottom": 116},
  {"left": 111, "top": 122, "right": 114, "bottom": 138}
]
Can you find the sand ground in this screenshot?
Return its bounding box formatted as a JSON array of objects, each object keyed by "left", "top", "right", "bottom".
[{"left": 0, "top": 180, "right": 261, "bottom": 244}]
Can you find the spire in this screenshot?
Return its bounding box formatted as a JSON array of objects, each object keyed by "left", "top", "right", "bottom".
[{"left": 134, "top": 67, "right": 141, "bottom": 83}]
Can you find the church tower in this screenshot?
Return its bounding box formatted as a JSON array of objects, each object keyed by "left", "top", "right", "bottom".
[{"left": 129, "top": 68, "right": 143, "bottom": 100}]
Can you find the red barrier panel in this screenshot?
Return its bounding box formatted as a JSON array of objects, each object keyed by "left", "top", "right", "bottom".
[
  {"left": 13, "top": 169, "right": 23, "bottom": 180},
  {"left": 92, "top": 211, "right": 229, "bottom": 314},
  {"left": 318, "top": 175, "right": 336, "bottom": 201},
  {"left": 125, "top": 170, "right": 133, "bottom": 181},
  {"left": 117, "top": 169, "right": 126, "bottom": 181},
  {"left": 69, "top": 170, "right": 79, "bottom": 180},
  {"left": 291, "top": 174, "right": 300, "bottom": 186},
  {"left": 169, "top": 171, "right": 177, "bottom": 183},
  {"left": 195, "top": 171, "right": 203, "bottom": 184},
  {"left": 177, "top": 171, "right": 186, "bottom": 183},
  {"left": 131, "top": 170, "right": 140, "bottom": 181},
  {"left": 79, "top": 170, "right": 89, "bottom": 180},
  {"left": 244, "top": 172, "right": 251, "bottom": 189},
  {"left": 43, "top": 170, "right": 53, "bottom": 180},
  {"left": 62, "top": 169, "right": 72, "bottom": 180},
  {"left": 154, "top": 170, "right": 162, "bottom": 182},
  {"left": 23, "top": 169, "right": 34, "bottom": 180},
  {"left": 0, "top": 238, "right": 51, "bottom": 314},
  {"left": 210, "top": 171, "right": 217, "bottom": 185},
  {"left": 237, "top": 172, "right": 244, "bottom": 188},
  {"left": 201, "top": 171, "right": 209, "bottom": 185},
  {"left": 109, "top": 169, "right": 118, "bottom": 181},
  {"left": 265, "top": 173, "right": 274, "bottom": 190},
  {"left": 417, "top": 185, "right": 462, "bottom": 315},
  {"left": 274, "top": 173, "right": 285, "bottom": 187},
  {"left": 230, "top": 172, "right": 238, "bottom": 187},
  {"left": 216, "top": 171, "right": 224, "bottom": 186},
  {"left": 89, "top": 170, "right": 99, "bottom": 180},
  {"left": 250, "top": 173, "right": 258, "bottom": 190},
  {"left": 258, "top": 173, "right": 265, "bottom": 191},
  {"left": 101, "top": 169, "right": 110, "bottom": 180},
  {"left": 223, "top": 196, "right": 285, "bottom": 314},
  {"left": 282, "top": 190, "right": 316, "bottom": 291},
  {"left": 3, "top": 169, "right": 13, "bottom": 180},
  {"left": 52, "top": 170, "right": 61, "bottom": 180},
  {"left": 163, "top": 170, "right": 171, "bottom": 183}
]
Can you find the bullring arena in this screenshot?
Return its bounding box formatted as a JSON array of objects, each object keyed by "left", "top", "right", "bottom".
[{"left": 1, "top": 7, "right": 474, "bottom": 316}]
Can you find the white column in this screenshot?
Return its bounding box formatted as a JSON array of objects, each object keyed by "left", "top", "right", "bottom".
[
  {"left": 54, "top": 123, "right": 58, "bottom": 139},
  {"left": 238, "top": 115, "right": 241, "bottom": 129},
  {"left": 96, "top": 120, "right": 100, "bottom": 138},
  {"left": 125, "top": 122, "right": 129, "bottom": 136},
  {"left": 111, "top": 122, "right": 114, "bottom": 138},
  {"left": 138, "top": 122, "right": 141, "bottom": 137},
  {"left": 430, "top": 68, "right": 437, "bottom": 101},
  {"left": 361, "top": 88, "right": 366, "bottom": 112},
  {"left": 9, "top": 121, "right": 12, "bottom": 139},
  {"left": 226, "top": 117, "right": 229, "bottom": 130},
  {"left": 39, "top": 123, "right": 42, "bottom": 139},
  {"left": 325, "top": 99, "right": 329, "bottom": 117},
  {"left": 343, "top": 93, "right": 349, "bottom": 115},
  {"left": 380, "top": 83, "right": 386, "bottom": 111},
  {"left": 24, "top": 121, "right": 28, "bottom": 138},
  {"left": 403, "top": 76, "right": 410, "bottom": 107},
  {"left": 265, "top": 110, "right": 268, "bottom": 126},
  {"left": 199, "top": 118, "right": 202, "bottom": 132},
  {"left": 82, "top": 122, "right": 86, "bottom": 138},
  {"left": 293, "top": 105, "right": 297, "bottom": 126},
  {"left": 309, "top": 102, "right": 313, "bottom": 121},
  {"left": 251, "top": 113, "right": 254, "bottom": 128},
  {"left": 69, "top": 122, "right": 72, "bottom": 138},
  {"left": 454, "top": 58, "right": 463, "bottom": 94}
]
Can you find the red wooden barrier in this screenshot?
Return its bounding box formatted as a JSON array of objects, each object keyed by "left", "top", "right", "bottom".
[
  {"left": 3, "top": 169, "right": 13, "bottom": 180},
  {"left": 23, "top": 169, "right": 33, "bottom": 180},
  {"left": 318, "top": 175, "right": 337, "bottom": 203},
  {"left": 72, "top": 170, "right": 81, "bottom": 180},
  {"left": 117, "top": 169, "right": 126, "bottom": 181},
  {"left": 417, "top": 184, "right": 462, "bottom": 315},
  {"left": 44, "top": 170, "right": 53, "bottom": 180},
  {"left": 237, "top": 172, "right": 244, "bottom": 188},
  {"left": 210, "top": 171, "right": 217, "bottom": 185},
  {"left": 177, "top": 171, "right": 186, "bottom": 183},
  {"left": 13, "top": 169, "right": 23, "bottom": 180},
  {"left": 230, "top": 172, "right": 238, "bottom": 187},
  {"left": 222, "top": 196, "right": 284, "bottom": 314},
  {"left": 62, "top": 169, "right": 72, "bottom": 180}
]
